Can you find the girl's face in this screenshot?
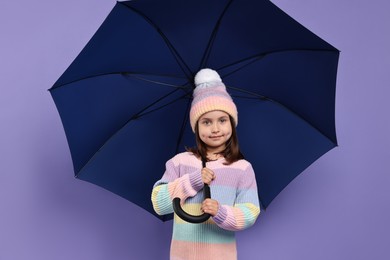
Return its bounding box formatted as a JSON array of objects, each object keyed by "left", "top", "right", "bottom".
[{"left": 197, "top": 110, "right": 232, "bottom": 153}]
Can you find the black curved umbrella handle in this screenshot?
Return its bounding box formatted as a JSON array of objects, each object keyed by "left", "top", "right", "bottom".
[
  {"left": 172, "top": 184, "right": 211, "bottom": 223},
  {"left": 172, "top": 158, "right": 211, "bottom": 223}
]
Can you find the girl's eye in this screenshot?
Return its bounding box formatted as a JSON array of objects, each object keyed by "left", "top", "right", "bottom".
[{"left": 220, "top": 118, "right": 227, "bottom": 123}]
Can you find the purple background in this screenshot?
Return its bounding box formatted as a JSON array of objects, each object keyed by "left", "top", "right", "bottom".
[{"left": 1, "top": 0, "right": 389, "bottom": 259}]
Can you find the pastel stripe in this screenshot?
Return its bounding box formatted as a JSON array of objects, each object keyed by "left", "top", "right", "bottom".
[
  {"left": 167, "top": 174, "right": 193, "bottom": 200},
  {"left": 171, "top": 240, "right": 237, "bottom": 260},
  {"left": 236, "top": 203, "right": 260, "bottom": 227},
  {"left": 151, "top": 184, "right": 173, "bottom": 215},
  {"left": 173, "top": 220, "right": 235, "bottom": 244}
]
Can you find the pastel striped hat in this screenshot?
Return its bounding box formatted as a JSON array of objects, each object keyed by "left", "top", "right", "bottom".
[{"left": 190, "top": 68, "right": 238, "bottom": 132}]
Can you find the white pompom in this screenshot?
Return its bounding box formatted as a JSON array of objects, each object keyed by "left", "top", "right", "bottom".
[{"left": 194, "top": 68, "right": 222, "bottom": 86}]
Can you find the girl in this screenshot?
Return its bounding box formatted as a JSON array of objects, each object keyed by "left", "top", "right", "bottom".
[{"left": 151, "top": 68, "right": 260, "bottom": 260}]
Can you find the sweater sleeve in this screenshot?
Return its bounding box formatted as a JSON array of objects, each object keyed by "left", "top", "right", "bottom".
[
  {"left": 212, "top": 163, "right": 260, "bottom": 231},
  {"left": 151, "top": 156, "right": 204, "bottom": 216}
]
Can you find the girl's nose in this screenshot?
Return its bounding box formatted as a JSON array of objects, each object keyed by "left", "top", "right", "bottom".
[{"left": 211, "top": 123, "right": 219, "bottom": 133}]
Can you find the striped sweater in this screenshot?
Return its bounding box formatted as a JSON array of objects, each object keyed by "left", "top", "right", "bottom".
[{"left": 151, "top": 152, "right": 260, "bottom": 260}]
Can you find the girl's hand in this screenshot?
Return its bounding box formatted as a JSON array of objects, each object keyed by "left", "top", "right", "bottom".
[
  {"left": 201, "top": 199, "right": 219, "bottom": 216},
  {"left": 201, "top": 167, "right": 216, "bottom": 185}
]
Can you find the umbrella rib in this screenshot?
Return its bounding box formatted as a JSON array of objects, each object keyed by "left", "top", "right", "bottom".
[
  {"left": 226, "top": 85, "right": 270, "bottom": 100},
  {"left": 50, "top": 71, "right": 189, "bottom": 90},
  {"left": 135, "top": 92, "right": 191, "bottom": 119},
  {"left": 227, "top": 85, "right": 337, "bottom": 144},
  {"left": 122, "top": 73, "right": 190, "bottom": 90},
  {"left": 120, "top": 2, "right": 193, "bottom": 82},
  {"left": 175, "top": 98, "right": 192, "bottom": 154},
  {"left": 218, "top": 48, "right": 338, "bottom": 77},
  {"left": 75, "top": 90, "right": 191, "bottom": 178},
  {"left": 198, "top": 0, "right": 234, "bottom": 70}
]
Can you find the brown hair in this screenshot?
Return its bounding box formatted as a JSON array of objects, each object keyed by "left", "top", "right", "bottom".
[{"left": 186, "top": 115, "right": 244, "bottom": 165}]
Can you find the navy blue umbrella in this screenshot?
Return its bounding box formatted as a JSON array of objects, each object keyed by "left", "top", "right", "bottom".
[{"left": 49, "top": 0, "right": 339, "bottom": 221}]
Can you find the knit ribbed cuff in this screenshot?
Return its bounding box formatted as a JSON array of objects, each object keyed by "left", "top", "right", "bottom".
[
  {"left": 188, "top": 171, "right": 204, "bottom": 192},
  {"left": 212, "top": 205, "right": 228, "bottom": 225}
]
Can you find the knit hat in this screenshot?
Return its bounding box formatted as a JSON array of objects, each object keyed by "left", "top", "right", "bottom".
[{"left": 189, "top": 68, "right": 238, "bottom": 132}]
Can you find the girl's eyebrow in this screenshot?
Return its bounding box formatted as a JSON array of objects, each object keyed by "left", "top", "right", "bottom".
[
  {"left": 218, "top": 116, "right": 229, "bottom": 120},
  {"left": 200, "top": 116, "right": 228, "bottom": 121}
]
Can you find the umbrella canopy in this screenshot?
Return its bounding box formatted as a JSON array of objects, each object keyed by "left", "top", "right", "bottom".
[{"left": 49, "top": 0, "right": 339, "bottom": 221}]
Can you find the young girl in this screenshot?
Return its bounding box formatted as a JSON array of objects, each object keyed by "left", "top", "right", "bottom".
[{"left": 151, "top": 68, "right": 260, "bottom": 260}]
